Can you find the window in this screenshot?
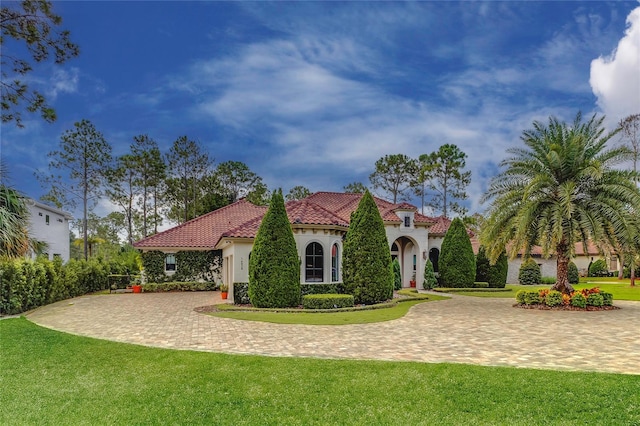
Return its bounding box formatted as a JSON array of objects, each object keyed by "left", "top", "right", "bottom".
[
  {"left": 413, "top": 254, "right": 417, "bottom": 271},
  {"left": 331, "top": 243, "right": 339, "bottom": 282},
  {"left": 305, "top": 242, "right": 323, "bottom": 282},
  {"left": 45, "top": 214, "right": 50, "bottom": 225},
  {"left": 404, "top": 216, "right": 411, "bottom": 227},
  {"left": 165, "top": 254, "right": 176, "bottom": 272}
]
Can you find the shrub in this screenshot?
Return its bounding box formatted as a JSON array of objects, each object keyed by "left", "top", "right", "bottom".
[
  {"left": 523, "top": 290, "right": 541, "bottom": 305},
  {"left": 571, "top": 292, "right": 587, "bottom": 308},
  {"left": 568, "top": 261, "right": 579, "bottom": 285},
  {"left": 586, "top": 293, "right": 604, "bottom": 307},
  {"left": 142, "top": 281, "right": 216, "bottom": 292},
  {"left": 439, "top": 218, "right": 475, "bottom": 288},
  {"left": 487, "top": 250, "right": 508, "bottom": 288},
  {"left": 342, "top": 191, "right": 393, "bottom": 304},
  {"left": 600, "top": 291, "right": 613, "bottom": 306},
  {"left": 588, "top": 259, "right": 608, "bottom": 277},
  {"left": 301, "top": 283, "right": 343, "bottom": 296},
  {"left": 391, "top": 259, "right": 402, "bottom": 290},
  {"left": 518, "top": 258, "right": 541, "bottom": 285},
  {"left": 302, "top": 294, "right": 355, "bottom": 309},
  {"left": 423, "top": 259, "right": 438, "bottom": 290},
  {"left": 540, "top": 276, "right": 556, "bottom": 285},
  {"left": 233, "top": 282, "right": 250, "bottom": 305},
  {"left": 475, "top": 246, "right": 490, "bottom": 283},
  {"left": 515, "top": 290, "right": 527, "bottom": 304},
  {"left": 249, "top": 190, "right": 301, "bottom": 308},
  {"left": 546, "top": 290, "right": 563, "bottom": 307},
  {"left": 473, "top": 282, "right": 489, "bottom": 288}
]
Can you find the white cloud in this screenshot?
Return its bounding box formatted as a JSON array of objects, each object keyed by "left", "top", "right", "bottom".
[
  {"left": 590, "top": 7, "right": 640, "bottom": 122},
  {"left": 47, "top": 68, "right": 80, "bottom": 100}
]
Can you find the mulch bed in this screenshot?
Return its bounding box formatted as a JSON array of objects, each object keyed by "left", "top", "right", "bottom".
[{"left": 514, "top": 304, "right": 620, "bottom": 311}]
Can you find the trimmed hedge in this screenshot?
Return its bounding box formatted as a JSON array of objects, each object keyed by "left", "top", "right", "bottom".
[
  {"left": 302, "top": 294, "right": 355, "bottom": 309},
  {"left": 423, "top": 259, "right": 438, "bottom": 290},
  {"left": 233, "top": 283, "right": 345, "bottom": 305},
  {"left": 392, "top": 259, "right": 402, "bottom": 290},
  {"left": 568, "top": 261, "right": 579, "bottom": 285},
  {"left": 233, "top": 282, "right": 250, "bottom": 304},
  {"left": 439, "top": 218, "right": 475, "bottom": 287},
  {"left": 141, "top": 281, "right": 216, "bottom": 292}
]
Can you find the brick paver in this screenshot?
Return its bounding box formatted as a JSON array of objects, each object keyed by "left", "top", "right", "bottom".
[{"left": 27, "top": 292, "right": 640, "bottom": 375}]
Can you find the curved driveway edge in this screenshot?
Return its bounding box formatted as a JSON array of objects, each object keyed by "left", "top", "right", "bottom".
[{"left": 27, "top": 291, "right": 640, "bottom": 375}]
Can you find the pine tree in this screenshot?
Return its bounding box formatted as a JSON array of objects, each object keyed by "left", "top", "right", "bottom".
[
  {"left": 343, "top": 191, "right": 393, "bottom": 304},
  {"left": 248, "top": 190, "right": 300, "bottom": 308},
  {"left": 439, "top": 217, "right": 475, "bottom": 287}
]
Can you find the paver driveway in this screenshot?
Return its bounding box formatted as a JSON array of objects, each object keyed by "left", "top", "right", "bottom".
[{"left": 27, "top": 291, "right": 640, "bottom": 375}]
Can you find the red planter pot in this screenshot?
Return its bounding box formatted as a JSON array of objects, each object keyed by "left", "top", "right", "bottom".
[
  {"left": 221, "top": 291, "right": 228, "bottom": 300},
  {"left": 132, "top": 285, "right": 142, "bottom": 293},
  {"left": 410, "top": 280, "right": 416, "bottom": 288}
]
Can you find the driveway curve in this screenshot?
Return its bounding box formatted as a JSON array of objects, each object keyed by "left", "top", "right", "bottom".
[{"left": 27, "top": 291, "right": 639, "bottom": 375}]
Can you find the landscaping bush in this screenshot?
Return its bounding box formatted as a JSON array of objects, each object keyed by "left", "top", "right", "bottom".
[
  {"left": 545, "top": 290, "right": 563, "bottom": 307},
  {"left": 600, "top": 291, "right": 613, "bottom": 306},
  {"left": 571, "top": 293, "right": 586, "bottom": 308},
  {"left": 518, "top": 258, "right": 541, "bottom": 285},
  {"left": 301, "top": 283, "right": 343, "bottom": 296},
  {"left": 302, "top": 294, "right": 355, "bottom": 310},
  {"left": 439, "top": 218, "right": 475, "bottom": 288},
  {"left": 142, "top": 281, "right": 216, "bottom": 292},
  {"left": 588, "top": 259, "right": 608, "bottom": 277},
  {"left": 249, "top": 190, "right": 301, "bottom": 308},
  {"left": 391, "top": 259, "right": 402, "bottom": 290},
  {"left": 342, "top": 191, "right": 393, "bottom": 304},
  {"left": 523, "top": 290, "right": 541, "bottom": 305},
  {"left": 475, "top": 246, "right": 490, "bottom": 283},
  {"left": 586, "top": 293, "right": 604, "bottom": 307},
  {"left": 423, "top": 259, "right": 438, "bottom": 290},
  {"left": 568, "top": 261, "right": 579, "bottom": 285},
  {"left": 541, "top": 276, "right": 556, "bottom": 285},
  {"left": 473, "top": 282, "right": 489, "bottom": 288},
  {"left": 233, "top": 282, "right": 250, "bottom": 305},
  {"left": 515, "top": 290, "right": 527, "bottom": 304},
  {"left": 487, "top": 250, "right": 508, "bottom": 288}
]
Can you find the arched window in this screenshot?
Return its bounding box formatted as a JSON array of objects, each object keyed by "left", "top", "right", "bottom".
[
  {"left": 305, "top": 242, "right": 323, "bottom": 282},
  {"left": 331, "top": 243, "right": 339, "bottom": 282}
]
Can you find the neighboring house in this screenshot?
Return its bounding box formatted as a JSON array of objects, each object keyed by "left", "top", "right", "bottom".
[
  {"left": 25, "top": 198, "right": 73, "bottom": 262},
  {"left": 134, "top": 192, "right": 436, "bottom": 299}
]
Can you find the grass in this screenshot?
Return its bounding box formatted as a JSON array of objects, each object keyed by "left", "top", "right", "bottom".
[
  {"left": 211, "top": 294, "right": 449, "bottom": 325},
  {"left": 1, "top": 318, "right": 638, "bottom": 425},
  {"left": 440, "top": 283, "right": 640, "bottom": 301}
]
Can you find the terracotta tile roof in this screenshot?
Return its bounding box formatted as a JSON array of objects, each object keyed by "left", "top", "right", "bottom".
[
  {"left": 428, "top": 216, "right": 452, "bottom": 235},
  {"left": 134, "top": 192, "right": 436, "bottom": 249},
  {"left": 133, "top": 200, "right": 267, "bottom": 249}
]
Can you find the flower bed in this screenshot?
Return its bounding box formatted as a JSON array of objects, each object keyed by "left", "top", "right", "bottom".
[{"left": 515, "top": 287, "right": 618, "bottom": 311}]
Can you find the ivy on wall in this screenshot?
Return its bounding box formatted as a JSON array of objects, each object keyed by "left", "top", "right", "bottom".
[{"left": 141, "top": 250, "right": 222, "bottom": 283}]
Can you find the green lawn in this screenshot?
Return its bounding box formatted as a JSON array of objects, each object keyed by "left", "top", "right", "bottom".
[
  {"left": 212, "top": 294, "right": 449, "bottom": 325},
  {"left": 445, "top": 283, "right": 640, "bottom": 301},
  {"left": 1, "top": 318, "right": 638, "bottom": 425}
]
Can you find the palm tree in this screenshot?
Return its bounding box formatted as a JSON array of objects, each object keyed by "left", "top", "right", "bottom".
[
  {"left": 481, "top": 112, "right": 640, "bottom": 294},
  {"left": 0, "top": 163, "right": 30, "bottom": 258}
]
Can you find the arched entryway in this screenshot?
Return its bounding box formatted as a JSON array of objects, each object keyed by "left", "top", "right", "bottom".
[
  {"left": 429, "top": 248, "right": 440, "bottom": 272},
  {"left": 391, "top": 236, "right": 419, "bottom": 288}
]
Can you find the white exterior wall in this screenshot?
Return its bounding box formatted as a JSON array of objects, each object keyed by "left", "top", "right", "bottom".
[
  {"left": 220, "top": 241, "right": 253, "bottom": 303},
  {"left": 506, "top": 257, "right": 557, "bottom": 284},
  {"left": 385, "top": 212, "right": 429, "bottom": 288},
  {"left": 26, "top": 200, "right": 72, "bottom": 262},
  {"left": 293, "top": 227, "right": 344, "bottom": 284}
]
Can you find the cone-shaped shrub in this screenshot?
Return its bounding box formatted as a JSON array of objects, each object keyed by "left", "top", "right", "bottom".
[
  {"left": 343, "top": 190, "right": 393, "bottom": 304},
  {"left": 487, "top": 250, "right": 508, "bottom": 288},
  {"left": 423, "top": 259, "right": 438, "bottom": 289},
  {"left": 391, "top": 258, "right": 402, "bottom": 290},
  {"left": 248, "top": 190, "right": 300, "bottom": 308},
  {"left": 440, "top": 217, "right": 475, "bottom": 287},
  {"left": 475, "top": 245, "right": 490, "bottom": 282},
  {"left": 568, "top": 261, "right": 579, "bottom": 285},
  {"left": 518, "top": 258, "right": 541, "bottom": 285}
]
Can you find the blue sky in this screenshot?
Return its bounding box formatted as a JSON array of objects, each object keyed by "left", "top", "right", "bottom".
[{"left": 2, "top": 1, "right": 639, "bottom": 220}]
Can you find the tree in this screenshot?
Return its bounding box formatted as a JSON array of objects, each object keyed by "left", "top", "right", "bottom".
[
  {"left": 391, "top": 258, "right": 401, "bottom": 290},
  {"left": 248, "top": 190, "right": 300, "bottom": 308},
  {"left": 214, "top": 161, "right": 264, "bottom": 203},
  {"left": 0, "top": 164, "right": 30, "bottom": 258},
  {"left": 285, "top": 185, "right": 311, "bottom": 201},
  {"left": 475, "top": 246, "right": 490, "bottom": 283},
  {"left": 423, "top": 259, "right": 438, "bottom": 289},
  {"left": 37, "top": 119, "right": 112, "bottom": 260},
  {"left": 130, "top": 135, "right": 165, "bottom": 237},
  {"left": 342, "top": 190, "right": 394, "bottom": 304},
  {"left": 343, "top": 182, "right": 367, "bottom": 194},
  {"left": 412, "top": 156, "right": 432, "bottom": 215},
  {"left": 164, "top": 136, "right": 211, "bottom": 224},
  {"left": 439, "top": 217, "right": 475, "bottom": 287},
  {"left": 369, "top": 154, "right": 418, "bottom": 203},
  {"left": 420, "top": 144, "right": 471, "bottom": 218},
  {"left": 1, "top": 0, "right": 79, "bottom": 127},
  {"left": 245, "top": 182, "right": 270, "bottom": 206},
  {"left": 487, "top": 250, "right": 508, "bottom": 288},
  {"left": 481, "top": 112, "right": 640, "bottom": 294},
  {"left": 105, "top": 154, "right": 138, "bottom": 245},
  {"left": 518, "top": 258, "right": 541, "bottom": 285}
]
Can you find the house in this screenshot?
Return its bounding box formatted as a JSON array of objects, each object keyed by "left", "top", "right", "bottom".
[
  {"left": 25, "top": 198, "right": 73, "bottom": 262},
  {"left": 134, "top": 192, "right": 436, "bottom": 300}
]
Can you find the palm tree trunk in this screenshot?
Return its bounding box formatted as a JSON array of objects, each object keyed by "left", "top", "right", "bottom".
[
  {"left": 551, "top": 240, "right": 574, "bottom": 294},
  {"left": 631, "top": 258, "right": 636, "bottom": 287}
]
